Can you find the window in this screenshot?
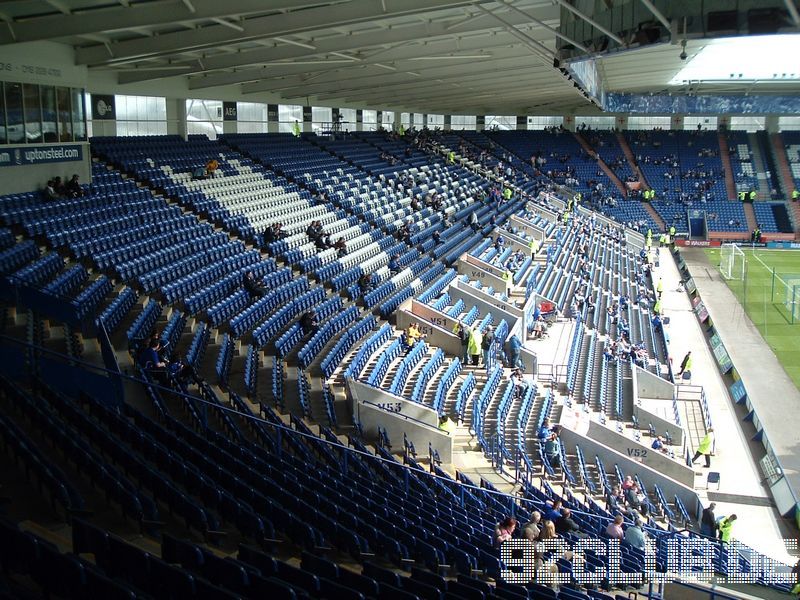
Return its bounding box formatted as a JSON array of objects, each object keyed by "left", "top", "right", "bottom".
[
  {"left": 451, "top": 115, "right": 476, "bottom": 131},
  {"left": 312, "top": 106, "right": 332, "bottom": 133},
  {"left": 485, "top": 115, "right": 516, "bottom": 130},
  {"left": 71, "top": 88, "right": 86, "bottom": 141},
  {"left": 683, "top": 116, "right": 718, "bottom": 131},
  {"left": 338, "top": 108, "right": 356, "bottom": 132},
  {"left": 60, "top": 87, "right": 74, "bottom": 141},
  {"left": 237, "top": 102, "right": 268, "bottom": 133},
  {"left": 0, "top": 83, "right": 6, "bottom": 144},
  {"left": 23, "top": 84, "right": 42, "bottom": 143},
  {"left": 381, "top": 111, "right": 395, "bottom": 129},
  {"left": 527, "top": 116, "right": 563, "bottom": 130},
  {"left": 627, "top": 116, "right": 671, "bottom": 130},
  {"left": 779, "top": 116, "right": 800, "bottom": 131},
  {"left": 41, "top": 85, "right": 57, "bottom": 142},
  {"left": 729, "top": 116, "right": 765, "bottom": 132},
  {"left": 103, "top": 95, "right": 168, "bottom": 136},
  {"left": 362, "top": 109, "right": 377, "bottom": 130},
  {"left": 186, "top": 99, "right": 222, "bottom": 139},
  {"left": 427, "top": 114, "right": 444, "bottom": 129},
  {"left": 413, "top": 113, "right": 423, "bottom": 128},
  {"left": 575, "top": 116, "right": 615, "bottom": 130},
  {"left": 5, "top": 83, "right": 23, "bottom": 143},
  {"left": 400, "top": 113, "right": 411, "bottom": 128},
  {"left": 278, "top": 104, "right": 302, "bottom": 134}
]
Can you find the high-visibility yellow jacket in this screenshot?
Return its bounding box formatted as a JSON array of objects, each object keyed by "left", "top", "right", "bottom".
[
  {"left": 718, "top": 517, "right": 734, "bottom": 542},
  {"left": 467, "top": 329, "right": 482, "bottom": 355},
  {"left": 697, "top": 432, "right": 713, "bottom": 454}
]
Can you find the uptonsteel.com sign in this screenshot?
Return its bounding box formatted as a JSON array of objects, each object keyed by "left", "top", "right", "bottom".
[{"left": 0, "top": 144, "right": 83, "bottom": 167}]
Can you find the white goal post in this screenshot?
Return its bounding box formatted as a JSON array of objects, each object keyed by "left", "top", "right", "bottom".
[{"left": 720, "top": 243, "right": 745, "bottom": 281}]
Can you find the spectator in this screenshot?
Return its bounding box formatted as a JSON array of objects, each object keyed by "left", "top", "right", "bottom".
[
  {"left": 263, "top": 225, "right": 277, "bottom": 246},
  {"left": 243, "top": 271, "right": 266, "bottom": 299},
  {"left": 532, "top": 317, "right": 545, "bottom": 339},
  {"left": 651, "top": 436, "right": 668, "bottom": 453},
  {"left": 494, "top": 517, "right": 517, "bottom": 547},
  {"left": 453, "top": 322, "right": 470, "bottom": 364},
  {"left": 300, "top": 309, "right": 319, "bottom": 335},
  {"left": 481, "top": 325, "right": 495, "bottom": 367},
  {"left": 388, "top": 254, "right": 401, "bottom": 274},
  {"left": 522, "top": 512, "right": 542, "bottom": 541},
  {"left": 43, "top": 179, "right": 60, "bottom": 201},
  {"left": 606, "top": 515, "right": 625, "bottom": 540},
  {"left": 692, "top": 428, "right": 714, "bottom": 468},
  {"left": 334, "top": 237, "right": 347, "bottom": 258},
  {"left": 700, "top": 503, "right": 717, "bottom": 538},
  {"left": 538, "top": 520, "right": 557, "bottom": 541},
  {"left": 555, "top": 508, "right": 585, "bottom": 538},
  {"left": 625, "top": 484, "right": 643, "bottom": 510},
  {"left": 511, "top": 368, "right": 529, "bottom": 399},
  {"left": 438, "top": 414, "right": 455, "bottom": 434},
  {"left": 536, "top": 418, "right": 551, "bottom": 443},
  {"left": 624, "top": 519, "right": 647, "bottom": 550},
  {"left": 205, "top": 158, "right": 219, "bottom": 177},
  {"left": 507, "top": 334, "right": 523, "bottom": 369},
  {"left": 358, "top": 272, "right": 375, "bottom": 296},
  {"left": 66, "top": 174, "right": 83, "bottom": 198},
  {"left": 544, "top": 431, "right": 561, "bottom": 469},
  {"left": 53, "top": 176, "right": 66, "bottom": 196},
  {"left": 469, "top": 211, "right": 479, "bottom": 232},
  {"left": 607, "top": 485, "right": 627, "bottom": 514},
  {"left": 543, "top": 500, "right": 562, "bottom": 523},
  {"left": 192, "top": 166, "right": 207, "bottom": 179}
]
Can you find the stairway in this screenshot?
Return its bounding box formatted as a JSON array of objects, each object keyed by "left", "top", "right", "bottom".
[
  {"left": 616, "top": 132, "right": 649, "bottom": 189},
  {"left": 573, "top": 132, "right": 628, "bottom": 197},
  {"left": 644, "top": 203, "right": 666, "bottom": 230},
  {"left": 747, "top": 132, "right": 774, "bottom": 200},
  {"left": 717, "top": 132, "right": 737, "bottom": 200},
  {"left": 743, "top": 202, "right": 758, "bottom": 233},
  {"left": 769, "top": 132, "right": 797, "bottom": 199}
]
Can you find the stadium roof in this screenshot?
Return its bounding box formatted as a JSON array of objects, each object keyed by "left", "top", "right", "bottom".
[{"left": 2, "top": 0, "right": 800, "bottom": 113}]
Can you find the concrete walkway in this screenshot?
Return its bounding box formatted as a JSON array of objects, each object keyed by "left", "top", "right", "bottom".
[{"left": 656, "top": 247, "right": 796, "bottom": 564}]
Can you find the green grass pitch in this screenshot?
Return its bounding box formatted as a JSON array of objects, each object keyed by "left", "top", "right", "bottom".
[{"left": 705, "top": 247, "right": 800, "bottom": 390}]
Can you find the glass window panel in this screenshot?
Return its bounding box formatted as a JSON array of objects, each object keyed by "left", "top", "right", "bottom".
[
  {"left": 627, "top": 116, "right": 671, "bottom": 130},
  {"left": 427, "top": 114, "right": 444, "bottom": 128},
  {"left": 362, "top": 109, "right": 377, "bottom": 124},
  {"left": 5, "top": 83, "right": 24, "bottom": 143},
  {"left": 485, "top": 115, "right": 516, "bottom": 130},
  {"left": 40, "top": 86, "right": 57, "bottom": 142},
  {"left": 527, "top": 116, "right": 563, "bottom": 130},
  {"left": 683, "top": 116, "right": 718, "bottom": 131},
  {"left": 278, "top": 104, "right": 302, "bottom": 123},
  {"left": 381, "top": 111, "right": 395, "bottom": 128},
  {"left": 71, "top": 88, "right": 86, "bottom": 141},
  {"left": 413, "top": 113, "right": 423, "bottom": 127},
  {"left": 779, "top": 116, "right": 800, "bottom": 131},
  {"left": 451, "top": 115, "right": 476, "bottom": 131},
  {"left": 338, "top": 108, "right": 356, "bottom": 130},
  {"left": 575, "top": 115, "right": 615, "bottom": 130},
  {"left": 23, "top": 83, "right": 42, "bottom": 143},
  {"left": 57, "top": 86, "right": 72, "bottom": 142},
  {"left": 0, "top": 82, "right": 6, "bottom": 144},
  {"left": 730, "top": 116, "right": 765, "bottom": 132},
  {"left": 400, "top": 112, "right": 411, "bottom": 127}
]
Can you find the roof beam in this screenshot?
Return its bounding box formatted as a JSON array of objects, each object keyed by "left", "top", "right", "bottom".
[
  {"left": 75, "top": 0, "right": 481, "bottom": 66},
  {"left": 552, "top": 0, "right": 623, "bottom": 45},
  {"left": 784, "top": 0, "right": 800, "bottom": 26},
  {"left": 110, "top": 4, "right": 561, "bottom": 81},
  {"left": 0, "top": 0, "right": 314, "bottom": 45},
  {"left": 638, "top": 0, "right": 671, "bottom": 32},
  {"left": 494, "top": 0, "right": 588, "bottom": 53},
  {"left": 218, "top": 37, "right": 543, "bottom": 92}
]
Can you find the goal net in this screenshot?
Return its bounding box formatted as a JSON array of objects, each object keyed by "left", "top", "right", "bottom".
[
  {"left": 780, "top": 276, "right": 800, "bottom": 323},
  {"left": 720, "top": 243, "right": 745, "bottom": 281}
]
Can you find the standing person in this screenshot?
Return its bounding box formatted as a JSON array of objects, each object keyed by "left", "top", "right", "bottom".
[
  {"left": 700, "top": 503, "right": 717, "bottom": 538},
  {"left": 292, "top": 120, "right": 301, "bottom": 137},
  {"left": 481, "top": 326, "right": 495, "bottom": 368},
  {"left": 454, "top": 322, "right": 470, "bottom": 364},
  {"left": 692, "top": 428, "right": 714, "bottom": 468},
  {"left": 656, "top": 278, "right": 664, "bottom": 299},
  {"left": 717, "top": 514, "right": 737, "bottom": 543},
  {"left": 508, "top": 334, "right": 523, "bottom": 369},
  {"left": 677, "top": 351, "right": 692, "bottom": 377},
  {"left": 544, "top": 430, "right": 561, "bottom": 469}
]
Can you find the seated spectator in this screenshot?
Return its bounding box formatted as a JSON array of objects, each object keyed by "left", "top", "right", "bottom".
[
  {"left": 358, "top": 272, "right": 375, "bottom": 295},
  {"left": 65, "top": 174, "right": 83, "bottom": 198},
  {"left": 493, "top": 517, "right": 517, "bottom": 547},
  {"left": 192, "top": 166, "right": 207, "bottom": 179},
  {"left": 205, "top": 159, "right": 219, "bottom": 176},
  {"left": 621, "top": 475, "right": 635, "bottom": 491},
  {"left": 263, "top": 225, "right": 277, "bottom": 246},
  {"left": 606, "top": 515, "right": 625, "bottom": 540},
  {"left": 53, "top": 176, "right": 66, "bottom": 196},
  {"left": 651, "top": 435, "right": 668, "bottom": 453},
  {"left": 607, "top": 485, "right": 627, "bottom": 514},
  {"left": 388, "top": 254, "right": 401, "bottom": 274},
  {"left": 624, "top": 518, "right": 647, "bottom": 550},
  {"left": 334, "top": 237, "right": 347, "bottom": 258},
  {"left": 522, "top": 512, "right": 542, "bottom": 541},
  {"left": 274, "top": 223, "right": 288, "bottom": 240},
  {"left": 43, "top": 179, "right": 60, "bottom": 201},
  {"left": 538, "top": 520, "right": 558, "bottom": 541},
  {"left": 510, "top": 368, "right": 529, "bottom": 399},
  {"left": 300, "top": 309, "right": 319, "bottom": 335},
  {"left": 625, "top": 484, "right": 645, "bottom": 510},
  {"left": 543, "top": 499, "right": 562, "bottom": 523},
  {"left": 243, "top": 271, "right": 266, "bottom": 299},
  {"left": 536, "top": 418, "right": 551, "bottom": 443},
  {"left": 555, "top": 508, "right": 586, "bottom": 538},
  {"left": 138, "top": 339, "right": 193, "bottom": 386}
]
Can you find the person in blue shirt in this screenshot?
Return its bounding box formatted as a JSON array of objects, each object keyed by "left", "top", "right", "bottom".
[
  {"left": 507, "top": 334, "right": 523, "bottom": 369},
  {"left": 537, "top": 417, "right": 551, "bottom": 442},
  {"left": 543, "top": 499, "right": 563, "bottom": 523},
  {"left": 139, "top": 339, "right": 165, "bottom": 370},
  {"left": 388, "top": 254, "right": 400, "bottom": 274}
]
